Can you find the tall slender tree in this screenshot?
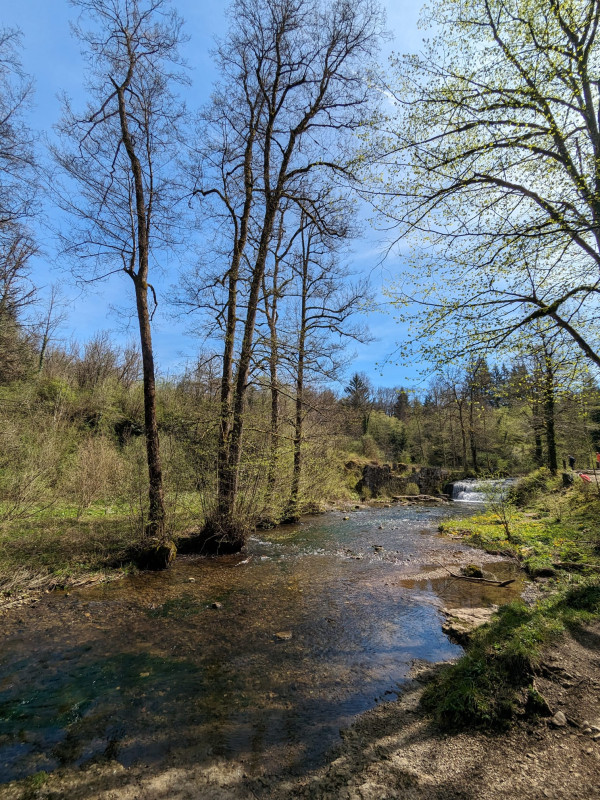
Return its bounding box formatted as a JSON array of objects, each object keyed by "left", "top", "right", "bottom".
[
  {"left": 0, "top": 28, "right": 38, "bottom": 383},
  {"left": 0, "top": 28, "right": 36, "bottom": 232},
  {"left": 192, "top": 0, "right": 383, "bottom": 549},
  {"left": 53, "top": 0, "right": 187, "bottom": 559}
]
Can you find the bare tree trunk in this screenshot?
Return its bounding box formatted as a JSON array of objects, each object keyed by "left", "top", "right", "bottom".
[
  {"left": 449, "top": 416, "right": 457, "bottom": 468},
  {"left": 438, "top": 403, "right": 448, "bottom": 467},
  {"left": 266, "top": 343, "right": 280, "bottom": 504},
  {"left": 287, "top": 241, "right": 308, "bottom": 522},
  {"left": 482, "top": 411, "right": 492, "bottom": 472},
  {"left": 215, "top": 250, "right": 242, "bottom": 526},
  {"left": 469, "top": 399, "right": 478, "bottom": 474},
  {"left": 544, "top": 354, "right": 558, "bottom": 475},
  {"left": 213, "top": 114, "right": 258, "bottom": 530},
  {"left": 453, "top": 389, "right": 469, "bottom": 470},
  {"left": 534, "top": 430, "right": 544, "bottom": 466},
  {"left": 225, "top": 204, "right": 278, "bottom": 517},
  {"left": 288, "top": 339, "right": 305, "bottom": 522},
  {"left": 133, "top": 278, "right": 165, "bottom": 538},
  {"left": 115, "top": 79, "right": 166, "bottom": 541},
  {"left": 263, "top": 219, "right": 286, "bottom": 513}
]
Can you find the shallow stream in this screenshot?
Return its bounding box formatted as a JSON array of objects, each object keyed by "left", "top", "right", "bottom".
[{"left": 0, "top": 504, "right": 524, "bottom": 784}]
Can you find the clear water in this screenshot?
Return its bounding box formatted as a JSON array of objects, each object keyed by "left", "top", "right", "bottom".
[{"left": 0, "top": 504, "right": 523, "bottom": 783}]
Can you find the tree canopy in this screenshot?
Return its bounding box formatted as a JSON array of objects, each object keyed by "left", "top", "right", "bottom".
[{"left": 369, "top": 0, "right": 600, "bottom": 368}]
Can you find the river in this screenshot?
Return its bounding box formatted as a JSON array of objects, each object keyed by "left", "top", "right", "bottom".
[{"left": 0, "top": 503, "right": 523, "bottom": 784}]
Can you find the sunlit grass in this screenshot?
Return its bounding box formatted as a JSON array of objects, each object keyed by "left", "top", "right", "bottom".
[{"left": 429, "top": 484, "right": 600, "bottom": 729}]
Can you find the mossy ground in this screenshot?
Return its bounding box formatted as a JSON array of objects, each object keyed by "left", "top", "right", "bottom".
[{"left": 429, "top": 479, "right": 600, "bottom": 730}]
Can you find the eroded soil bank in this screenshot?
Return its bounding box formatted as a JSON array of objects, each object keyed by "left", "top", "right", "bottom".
[{"left": 4, "top": 504, "right": 594, "bottom": 799}]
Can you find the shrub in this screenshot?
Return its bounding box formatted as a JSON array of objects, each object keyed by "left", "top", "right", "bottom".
[
  {"left": 65, "top": 435, "right": 125, "bottom": 517},
  {"left": 510, "top": 467, "right": 552, "bottom": 507},
  {"left": 361, "top": 434, "right": 383, "bottom": 461}
]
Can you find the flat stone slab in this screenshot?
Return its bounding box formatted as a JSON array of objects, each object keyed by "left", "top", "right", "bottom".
[{"left": 441, "top": 605, "right": 498, "bottom": 645}]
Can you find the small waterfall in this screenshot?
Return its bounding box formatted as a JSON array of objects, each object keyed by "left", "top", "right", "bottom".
[{"left": 451, "top": 479, "right": 513, "bottom": 503}]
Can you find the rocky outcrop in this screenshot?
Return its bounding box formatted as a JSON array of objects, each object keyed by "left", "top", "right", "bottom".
[
  {"left": 357, "top": 464, "right": 408, "bottom": 497},
  {"left": 356, "top": 463, "right": 451, "bottom": 498}
]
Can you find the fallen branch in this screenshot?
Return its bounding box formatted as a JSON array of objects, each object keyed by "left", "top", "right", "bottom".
[
  {"left": 553, "top": 561, "right": 600, "bottom": 572},
  {"left": 392, "top": 495, "right": 448, "bottom": 502},
  {"left": 437, "top": 563, "right": 516, "bottom": 587}
]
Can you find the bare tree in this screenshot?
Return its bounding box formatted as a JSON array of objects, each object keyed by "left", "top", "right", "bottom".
[
  {"left": 192, "top": 0, "right": 383, "bottom": 549},
  {"left": 36, "top": 286, "right": 67, "bottom": 372},
  {"left": 285, "top": 211, "right": 370, "bottom": 520},
  {"left": 0, "top": 28, "right": 36, "bottom": 231},
  {"left": 52, "top": 0, "right": 188, "bottom": 558},
  {"left": 0, "top": 231, "right": 37, "bottom": 383},
  {"left": 0, "top": 28, "right": 38, "bottom": 384}
]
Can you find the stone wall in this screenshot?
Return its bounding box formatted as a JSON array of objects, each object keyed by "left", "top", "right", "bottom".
[{"left": 356, "top": 463, "right": 450, "bottom": 498}]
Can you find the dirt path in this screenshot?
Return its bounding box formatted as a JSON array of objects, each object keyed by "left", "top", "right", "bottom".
[
  {"left": 4, "top": 622, "right": 599, "bottom": 800},
  {"left": 290, "top": 622, "right": 600, "bottom": 800}
]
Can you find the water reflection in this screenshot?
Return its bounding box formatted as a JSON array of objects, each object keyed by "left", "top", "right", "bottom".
[{"left": 0, "top": 504, "right": 523, "bottom": 783}]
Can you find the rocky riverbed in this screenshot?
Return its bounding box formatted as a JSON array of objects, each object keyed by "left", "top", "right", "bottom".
[{"left": 5, "top": 502, "right": 582, "bottom": 800}]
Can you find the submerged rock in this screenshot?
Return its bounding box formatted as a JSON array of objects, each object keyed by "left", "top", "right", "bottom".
[{"left": 461, "top": 563, "right": 484, "bottom": 578}]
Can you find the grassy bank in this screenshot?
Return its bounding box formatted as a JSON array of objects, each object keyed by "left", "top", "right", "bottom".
[
  {"left": 427, "top": 474, "right": 600, "bottom": 729},
  {"left": 0, "top": 496, "right": 205, "bottom": 601},
  {"left": 0, "top": 485, "right": 359, "bottom": 603}
]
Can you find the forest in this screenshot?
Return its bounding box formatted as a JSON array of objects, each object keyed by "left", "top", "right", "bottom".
[{"left": 4, "top": 325, "right": 600, "bottom": 563}]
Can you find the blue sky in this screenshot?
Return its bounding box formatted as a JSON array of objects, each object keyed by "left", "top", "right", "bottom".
[{"left": 3, "top": 0, "right": 426, "bottom": 391}]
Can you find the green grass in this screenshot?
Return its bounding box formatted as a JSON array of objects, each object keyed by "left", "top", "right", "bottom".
[
  {"left": 422, "top": 579, "right": 600, "bottom": 730},
  {"left": 0, "top": 494, "right": 207, "bottom": 598},
  {"left": 428, "top": 483, "right": 600, "bottom": 730},
  {"left": 439, "top": 484, "right": 600, "bottom": 577}
]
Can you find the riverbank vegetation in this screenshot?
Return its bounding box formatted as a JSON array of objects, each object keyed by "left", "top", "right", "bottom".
[
  {"left": 429, "top": 476, "right": 600, "bottom": 730},
  {"left": 3, "top": 329, "right": 600, "bottom": 591}
]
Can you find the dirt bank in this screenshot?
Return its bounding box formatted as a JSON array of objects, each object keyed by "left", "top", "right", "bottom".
[{"left": 3, "top": 621, "right": 599, "bottom": 800}]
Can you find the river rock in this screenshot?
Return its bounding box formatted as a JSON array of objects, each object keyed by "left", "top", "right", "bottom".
[
  {"left": 461, "top": 564, "right": 484, "bottom": 578},
  {"left": 274, "top": 631, "right": 292, "bottom": 641},
  {"left": 441, "top": 606, "right": 497, "bottom": 645},
  {"left": 551, "top": 711, "right": 568, "bottom": 728}
]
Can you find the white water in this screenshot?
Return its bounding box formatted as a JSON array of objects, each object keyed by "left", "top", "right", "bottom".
[{"left": 451, "top": 479, "right": 513, "bottom": 503}]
